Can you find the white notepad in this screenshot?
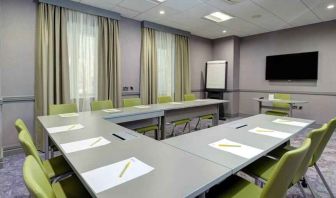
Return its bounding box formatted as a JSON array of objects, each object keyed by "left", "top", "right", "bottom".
[
  {"left": 102, "top": 109, "right": 121, "bottom": 113},
  {"left": 82, "top": 157, "right": 154, "bottom": 193},
  {"left": 47, "top": 124, "right": 84, "bottom": 134},
  {"left": 59, "top": 113, "right": 79, "bottom": 117},
  {"left": 249, "top": 127, "right": 291, "bottom": 139},
  {"left": 209, "top": 138, "right": 263, "bottom": 159},
  {"left": 134, "top": 105, "right": 150, "bottom": 109},
  {"left": 273, "top": 119, "right": 308, "bottom": 127},
  {"left": 169, "top": 102, "right": 182, "bottom": 105},
  {"left": 60, "top": 136, "right": 110, "bottom": 153}
]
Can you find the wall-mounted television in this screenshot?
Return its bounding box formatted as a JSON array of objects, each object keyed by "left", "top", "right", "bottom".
[{"left": 266, "top": 51, "right": 318, "bottom": 80}]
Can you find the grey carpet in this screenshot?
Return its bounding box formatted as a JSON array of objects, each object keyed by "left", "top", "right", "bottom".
[{"left": 1, "top": 118, "right": 335, "bottom": 198}]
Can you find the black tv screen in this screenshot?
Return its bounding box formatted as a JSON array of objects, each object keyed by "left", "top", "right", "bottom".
[{"left": 266, "top": 51, "right": 318, "bottom": 80}]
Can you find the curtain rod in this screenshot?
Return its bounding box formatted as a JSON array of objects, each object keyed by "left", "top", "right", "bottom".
[{"left": 38, "top": 0, "right": 121, "bottom": 20}]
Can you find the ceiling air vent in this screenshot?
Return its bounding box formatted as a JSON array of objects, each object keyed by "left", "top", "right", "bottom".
[{"left": 222, "top": 0, "right": 246, "bottom": 5}]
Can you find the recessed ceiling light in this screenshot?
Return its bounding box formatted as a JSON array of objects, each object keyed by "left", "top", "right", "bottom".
[
  {"left": 222, "top": 30, "right": 227, "bottom": 33},
  {"left": 204, "top": 12, "right": 233, "bottom": 23},
  {"left": 327, "top": 4, "right": 334, "bottom": 9},
  {"left": 149, "top": 0, "right": 166, "bottom": 3},
  {"left": 159, "top": 10, "right": 165, "bottom": 15}
]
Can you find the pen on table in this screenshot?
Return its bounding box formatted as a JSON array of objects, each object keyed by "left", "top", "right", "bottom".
[
  {"left": 119, "top": 161, "right": 131, "bottom": 178},
  {"left": 218, "top": 144, "right": 241, "bottom": 147},
  {"left": 90, "top": 137, "right": 102, "bottom": 147}
]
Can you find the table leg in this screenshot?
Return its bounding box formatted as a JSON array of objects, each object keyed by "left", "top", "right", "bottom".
[
  {"left": 160, "top": 116, "right": 166, "bottom": 140},
  {"left": 258, "top": 101, "right": 262, "bottom": 114},
  {"left": 289, "top": 104, "right": 293, "bottom": 117},
  {"left": 44, "top": 129, "right": 49, "bottom": 160},
  {"left": 213, "top": 104, "right": 219, "bottom": 126}
]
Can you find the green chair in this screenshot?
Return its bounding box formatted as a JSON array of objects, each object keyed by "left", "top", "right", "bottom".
[
  {"left": 123, "top": 98, "right": 159, "bottom": 139},
  {"left": 184, "top": 94, "right": 214, "bottom": 130},
  {"left": 265, "top": 93, "right": 291, "bottom": 116},
  {"left": 23, "top": 155, "right": 90, "bottom": 198},
  {"left": 91, "top": 100, "right": 113, "bottom": 111},
  {"left": 207, "top": 138, "right": 311, "bottom": 198},
  {"left": 18, "top": 129, "right": 71, "bottom": 180},
  {"left": 158, "top": 96, "right": 191, "bottom": 136},
  {"left": 244, "top": 124, "right": 328, "bottom": 197},
  {"left": 48, "top": 103, "right": 78, "bottom": 115}
]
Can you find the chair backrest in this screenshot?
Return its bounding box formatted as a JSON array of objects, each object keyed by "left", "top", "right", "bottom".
[
  {"left": 48, "top": 103, "right": 78, "bottom": 115},
  {"left": 18, "top": 130, "right": 44, "bottom": 170},
  {"left": 311, "top": 117, "right": 336, "bottom": 165},
  {"left": 123, "top": 98, "right": 141, "bottom": 107},
  {"left": 184, "top": 94, "right": 196, "bottom": 101},
  {"left": 15, "top": 118, "right": 29, "bottom": 134},
  {"left": 273, "top": 93, "right": 291, "bottom": 109},
  {"left": 261, "top": 138, "right": 311, "bottom": 198},
  {"left": 91, "top": 100, "right": 113, "bottom": 111},
  {"left": 292, "top": 124, "right": 327, "bottom": 184},
  {"left": 23, "top": 156, "right": 56, "bottom": 198},
  {"left": 158, "top": 96, "right": 173, "bottom": 104}
]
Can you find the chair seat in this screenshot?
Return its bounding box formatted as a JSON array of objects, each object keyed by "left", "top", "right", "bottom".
[
  {"left": 207, "top": 176, "right": 262, "bottom": 198},
  {"left": 173, "top": 118, "right": 191, "bottom": 126},
  {"left": 52, "top": 175, "right": 90, "bottom": 198},
  {"left": 200, "top": 114, "right": 214, "bottom": 120},
  {"left": 43, "top": 155, "right": 72, "bottom": 179},
  {"left": 265, "top": 110, "right": 289, "bottom": 116},
  {"left": 243, "top": 156, "right": 278, "bottom": 182},
  {"left": 136, "top": 124, "right": 158, "bottom": 133}
]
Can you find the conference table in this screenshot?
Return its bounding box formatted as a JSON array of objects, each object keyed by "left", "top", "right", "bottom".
[
  {"left": 38, "top": 103, "right": 314, "bottom": 197},
  {"left": 253, "top": 97, "right": 308, "bottom": 117}
]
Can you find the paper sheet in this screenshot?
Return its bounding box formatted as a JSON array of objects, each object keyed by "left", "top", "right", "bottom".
[
  {"left": 209, "top": 138, "right": 263, "bottom": 159},
  {"left": 59, "top": 113, "right": 79, "bottom": 117},
  {"left": 273, "top": 119, "right": 308, "bottom": 127},
  {"left": 249, "top": 127, "right": 291, "bottom": 139},
  {"left": 102, "top": 109, "right": 121, "bottom": 113},
  {"left": 169, "top": 102, "right": 182, "bottom": 105},
  {"left": 195, "top": 99, "right": 209, "bottom": 102},
  {"left": 60, "top": 136, "right": 110, "bottom": 153},
  {"left": 81, "top": 157, "right": 154, "bottom": 193},
  {"left": 47, "top": 124, "right": 84, "bottom": 134},
  {"left": 134, "top": 105, "right": 151, "bottom": 109}
]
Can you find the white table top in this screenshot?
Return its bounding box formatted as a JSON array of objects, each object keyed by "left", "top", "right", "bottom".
[{"left": 253, "top": 98, "right": 308, "bottom": 104}]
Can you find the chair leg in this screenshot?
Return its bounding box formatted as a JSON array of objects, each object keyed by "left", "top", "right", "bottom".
[
  {"left": 171, "top": 124, "right": 176, "bottom": 137},
  {"left": 188, "top": 122, "right": 191, "bottom": 133},
  {"left": 297, "top": 183, "right": 307, "bottom": 198},
  {"left": 314, "top": 163, "right": 335, "bottom": 198},
  {"left": 304, "top": 176, "right": 317, "bottom": 198},
  {"left": 195, "top": 118, "right": 201, "bottom": 130},
  {"left": 182, "top": 123, "right": 188, "bottom": 134}
]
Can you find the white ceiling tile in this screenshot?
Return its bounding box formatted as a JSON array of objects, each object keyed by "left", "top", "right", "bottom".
[
  {"left": 79, "top": 0, "right": 123, "bottom": 7},
  {"left": 118, "top": 0, "right": 158, "bottom": 12},
  {"left": 108, "top": 5, "right": 140, "bottom": 18},
  {"left": 163, "top": 0, "right": 203, "bottom": 11},
  {"left": 303, "top": 0, "right": 336, "bottom": 21}
]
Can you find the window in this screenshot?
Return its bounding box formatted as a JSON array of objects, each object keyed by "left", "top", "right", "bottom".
[
  {"left": 67, "top": 10, "right": 98, "bottom": 111},
  {"left": 155, "top": 31, "right": 175, "bottom": 97}
]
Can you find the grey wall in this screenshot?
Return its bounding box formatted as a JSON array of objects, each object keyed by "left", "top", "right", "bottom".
[
  {"left": 212, "top": 36, "right": 240, "bottom": 116},
  {"left": 0, "top": 0, "right": 213, "bottom": 151},
  {"left": 239, "top": 21, "right": 336, "bottom": 124}
]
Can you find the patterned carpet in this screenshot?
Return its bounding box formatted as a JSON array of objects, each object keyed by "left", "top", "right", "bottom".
[{"left": 1, "top": 118, "right": 335, "bottom": 198}]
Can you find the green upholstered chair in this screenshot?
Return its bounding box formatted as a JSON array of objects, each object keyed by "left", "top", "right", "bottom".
[
  {"left": 207, "top": 138, "right": 311, "bottom": 198},
  {"left": 91, "top": 100, "right": 113, "bottom": 111},
  {"left": 48, "top": 104, "right": 78, "bottom": 115},
  {"left": 123, "top": 98, "right": 159, "bottom": 138},
  {"left": 158, "top": 96, "right": 191, "bottom": 136},
  {"left": 15, "top": 118, "right": 29, "bottom": 133},
  {"left": 18, "top": 129, "right": 71, "bottom": 180},
  {"left": 184, "top": 94, "right": 214, "bottom": 130},
  {"left": 23, "top": 155, "right": 90, "bottom": 198},
  {"left": 265, "top": 93, "right": 291, "bottom": 116},
  {"left": 244, "top": 124, "right": 327, "bottom": 196}
]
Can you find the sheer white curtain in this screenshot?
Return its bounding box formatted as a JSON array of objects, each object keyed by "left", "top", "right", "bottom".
[
  {"left": 155, "top": 31, "right": 175, "bottom": 97},
  {"left": 67, "top": 10, "right": 98, "bottom": 111}
]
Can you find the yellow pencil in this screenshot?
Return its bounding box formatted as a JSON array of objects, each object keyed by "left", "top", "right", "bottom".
[
  {"left": 218, "top": 144, "right": 241, "bottom": 147},
  {"left": 90, "top": 137, "right": 102, "bottom": 147},
  {"left": 119, "top": 161, "right": 131, "bottom": 178}
]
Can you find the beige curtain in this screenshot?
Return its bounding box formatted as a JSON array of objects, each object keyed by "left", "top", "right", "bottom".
[
  {"left": 35, "top": 3, "right": 70, "bottom": 150},
  {"left": 140, "top": 28, "right": 157, "bottom": 104},
  {"left": 97, "top": 18, "right": 121, "bottom": 107},
  {"left": 174, "top": 35, "right": 191, "bottom": 101}
]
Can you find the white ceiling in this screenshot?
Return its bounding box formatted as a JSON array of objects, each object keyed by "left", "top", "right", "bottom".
[{"left": 72, "top": 0, "right": 336, "bottom": 39}]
